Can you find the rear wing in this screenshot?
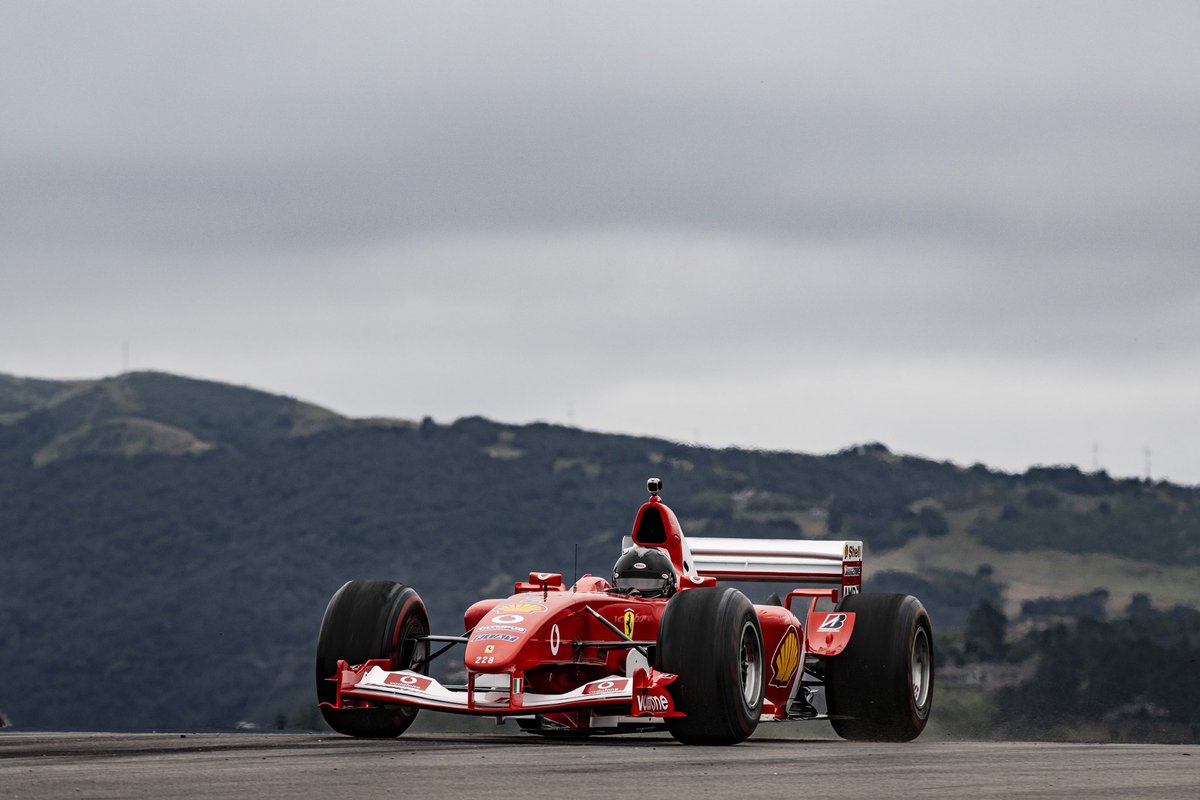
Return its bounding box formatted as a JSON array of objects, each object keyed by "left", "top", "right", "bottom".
[{"left": 621, "top": 536, "right": 863, "bottom": 597}]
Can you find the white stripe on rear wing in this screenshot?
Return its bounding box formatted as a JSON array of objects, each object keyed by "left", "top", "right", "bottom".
[
  {"left": 688, "top": 537, "right": 858, "bottom": 583},
  {"left": 621, "top": 536, "right": 863, "bottom": 585}
]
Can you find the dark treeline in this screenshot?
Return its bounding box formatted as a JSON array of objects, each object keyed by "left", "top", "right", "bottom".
[
  {"left": 999, "top": 603, "right": 1200, "bottom": 739},
  {"left": 1, "top": 371, "right": 1197, "bottom": 737}
]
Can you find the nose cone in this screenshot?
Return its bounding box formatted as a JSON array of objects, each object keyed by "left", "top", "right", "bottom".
[{"left": 465, "top": 599, "right": 551, "bottom": 671}]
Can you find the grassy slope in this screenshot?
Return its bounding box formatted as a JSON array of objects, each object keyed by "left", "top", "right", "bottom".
[{"left": 871, "top": 528, "right": 1200, "bottom": 617}]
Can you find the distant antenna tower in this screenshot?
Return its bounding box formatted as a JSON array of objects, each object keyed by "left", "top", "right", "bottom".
[{"left": 1144, "top": 448, "right": 1152, "bottom": 481}]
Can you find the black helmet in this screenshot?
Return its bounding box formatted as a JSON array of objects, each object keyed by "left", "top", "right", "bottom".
[{"left": 612, "top": 547, "right": 676, "bottom": 598}]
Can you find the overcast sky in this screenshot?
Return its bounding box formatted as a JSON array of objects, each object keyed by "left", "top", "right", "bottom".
[{"left": 2, "top": 1, "right": 1198, "bottom": 484}]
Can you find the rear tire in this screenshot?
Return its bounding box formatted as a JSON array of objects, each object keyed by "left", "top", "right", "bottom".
[
  {"left": 656, "top": 587, "right": 764, "bottom": 745},
  {"left": 315, "top": 579, "right": 429, "bottom": 738},
  {"left": 825, "top": 592, "right": 934, "bottom": 742}
]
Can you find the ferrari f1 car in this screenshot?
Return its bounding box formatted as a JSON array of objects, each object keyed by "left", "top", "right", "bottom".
[{"left": 316, "top": 479, "right": 934, "bottom": 744}]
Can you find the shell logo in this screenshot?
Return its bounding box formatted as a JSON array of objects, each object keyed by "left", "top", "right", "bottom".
[
  {"left": 769, "top": 626, "right": 800, "bottom": 688},
  {"left": 496, "top": 602, "right": 547, "bottom": 614}
]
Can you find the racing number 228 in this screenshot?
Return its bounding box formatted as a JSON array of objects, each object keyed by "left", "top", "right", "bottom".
[{"left": 474, "top": 656, "right": 495, "bottom": 665}]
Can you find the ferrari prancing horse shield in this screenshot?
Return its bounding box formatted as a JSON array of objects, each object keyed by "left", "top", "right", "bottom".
[{"left": 623, "top": 609, "right": 636, "bottom": 638}]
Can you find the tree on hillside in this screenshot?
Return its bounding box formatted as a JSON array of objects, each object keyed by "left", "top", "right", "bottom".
[{"left": 964, "top": 600, "right": 1007, "bottom": 662}]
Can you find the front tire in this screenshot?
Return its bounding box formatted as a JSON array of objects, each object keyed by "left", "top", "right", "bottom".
[
  {"left": 824, "top": 592, "right": 934, "bottom": 742},
  {"left": 656, "top": 587, "right": 764, "bottom": 745},
  {"left": 315, "top": 579, "right": 429, "bottom": 738}
]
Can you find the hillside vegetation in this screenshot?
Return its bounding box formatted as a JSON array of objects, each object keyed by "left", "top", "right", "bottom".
[{"left": 1, "top": 371, "right": 1197, "bottom": 737}]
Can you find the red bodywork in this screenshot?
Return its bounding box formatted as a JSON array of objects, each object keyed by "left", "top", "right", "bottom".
[{"left": 325, "top": 493, "right": 861, "bottom": 731}]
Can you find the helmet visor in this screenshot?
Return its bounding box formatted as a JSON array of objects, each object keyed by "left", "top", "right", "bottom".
[{"left": 615, "top": 575, "right": 668, "bottom": 593}]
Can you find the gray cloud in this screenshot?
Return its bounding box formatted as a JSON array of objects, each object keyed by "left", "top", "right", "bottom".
[
  {"left": 6, "top": 2, "right": 1198, "bottom": 250},
  {"left": 2, "top": 1, "right": 1198, "bottom": 482}
]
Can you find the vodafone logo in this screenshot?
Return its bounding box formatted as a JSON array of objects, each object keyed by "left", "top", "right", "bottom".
[
  {"left": 491, "top": 614, "right": 525, "bottom": 625},
  {"left": 636, "top": 694, "right": 669, "bottom": 713},
  {"left": 583, "top": 679, "right": 628, "bottom": 696},
  {"left": 549, "top": 624, "right": 561, "bottom": 656},
  {"left": 383, "top": 673, "right": 432, "bottom": 692}
]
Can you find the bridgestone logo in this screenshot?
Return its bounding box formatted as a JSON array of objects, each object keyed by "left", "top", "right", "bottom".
[{"left": 636, "top": 695, "right": 669, "bottom": 713}]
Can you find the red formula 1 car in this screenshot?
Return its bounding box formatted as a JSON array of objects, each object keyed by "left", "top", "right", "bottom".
[{"left": 316, "top": 479, "right": 934, "bottom": 744}]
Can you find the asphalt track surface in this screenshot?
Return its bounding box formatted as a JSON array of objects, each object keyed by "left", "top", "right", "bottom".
[{"left": 1, "top": 733, "right": 1196, "bottom": 800}]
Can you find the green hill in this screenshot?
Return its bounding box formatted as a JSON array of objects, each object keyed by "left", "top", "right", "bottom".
[
  {"left": 0, "top": 371, "right": 350, "bottom": 466},
  {"left": 1, "top": 371, "right": 1197, "bottom": 734}
]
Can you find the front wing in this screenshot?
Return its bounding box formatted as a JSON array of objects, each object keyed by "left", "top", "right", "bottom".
[{"left": 325, "top": 659, "right": 683, "bottom": 718}]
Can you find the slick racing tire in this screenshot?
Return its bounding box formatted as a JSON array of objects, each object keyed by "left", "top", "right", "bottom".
[
  {"left": 657, "top": 587, "right": 764, "bottom": 745},
  {"left": 315, "top": 579, "right": 429, "bottom": 738},
  {"left": 824, "top": 592, "right": 934, "bottom": 742}
]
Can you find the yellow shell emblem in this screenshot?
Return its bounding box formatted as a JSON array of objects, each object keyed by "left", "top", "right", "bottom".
[
  {"left": 770, "top": 627, "right": 800, "bottom": 687},
  {"left": 497, "top": 602, "right": 547, "bottom": 614},
  {"left": 622, "top": 609, "right": 636, "bottom": 639}
]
